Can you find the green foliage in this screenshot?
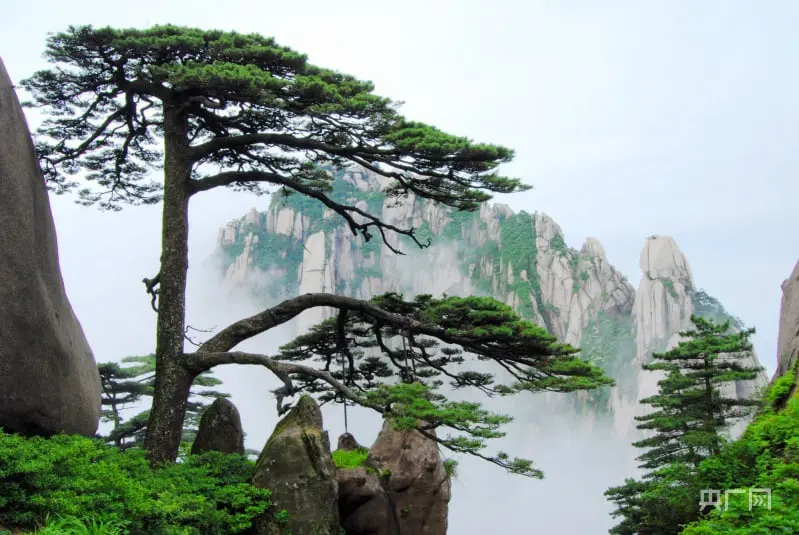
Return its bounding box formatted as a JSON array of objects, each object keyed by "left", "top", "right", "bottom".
[
  {"left": 440, "top": 207, "right": 482, "bottom": 242},
  {"left": 636, "top": 316, "right": 762, "bottom": 463},
  {"left": 23, "top": 24, "right": 526, "bottom": 213},
  {"left": 550, "top": 233, "right": 580, "bottom": 294},
  {"left": 681, "top": 387, "right": 799, "bottom": 534},
  {"left": 331, "top": 448, "right": 369, "bottom": 470},
  {"left": 271, "top": 509, "right": 290, "bottom": 526},
  {"left": 443, "top": 459, "right": 459, "bottom": 478},
  {"left": 767, "top": 365, "right": 797, "bottom": 409},
  {"left": 549, "top": 233, "right": 568, "bottom": 256},
  {"left": 605, "top": 316, "right": 764, "bottom": 535},
  {"left": 368, "top": 382, "right": 542, "bottom": 478},
  {"left": 98, "top": 355, "right": 229, "bottom": 449},
  {"left": 0, "top": 430, "right": 270, "bottom": 534},
  {"left": 494, "top": 212, "right": 543, "bottom": 320},
  {"left": 541, "top": 303, "right": 560, "bottom": 316}
]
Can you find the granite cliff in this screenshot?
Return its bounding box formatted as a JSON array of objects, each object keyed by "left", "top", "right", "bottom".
[
  {"left": 0, "top": 56, "right": 101, "bottom": 437},
  {"left": 212, "top": 165, "right": 768, "bottom": 453}
]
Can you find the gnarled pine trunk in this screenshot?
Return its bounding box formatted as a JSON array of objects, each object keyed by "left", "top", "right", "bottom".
[{"left": 143, "top": 104, "right": 197, "bottom": 465}]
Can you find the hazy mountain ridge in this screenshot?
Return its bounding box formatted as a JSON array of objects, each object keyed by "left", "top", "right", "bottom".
[{"left": 212, "top": 165, "right": 768, "bottom": 449}]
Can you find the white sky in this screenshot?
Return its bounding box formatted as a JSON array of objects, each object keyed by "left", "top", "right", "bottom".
[{"left": 2, "top": 1, "right": 798, "bottom": 532}]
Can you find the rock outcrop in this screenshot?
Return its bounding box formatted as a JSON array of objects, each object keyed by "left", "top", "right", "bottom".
[
  {"left": 633, "top": 236, "right": 694, "bottom": 362},
  {"left": 252, "top": 395, "right": 339, "bottom": 535},
  {"left": 190, "top": 397, "right": 245, "bottom": 455},
  {"left": 337, "top": 422, "right": 450, "bottom": 535},
  {"left": 774, "top": 259, "right": 799, "bottom": 395},
  {"left": 609, "top": 236, "right": 696, "bottom": 442},
  {"left": 776, "top": 260, "right": 799, "bottom": 376},
  {"left": 0, "top": 57, "right": 101, "bottom": 437}
]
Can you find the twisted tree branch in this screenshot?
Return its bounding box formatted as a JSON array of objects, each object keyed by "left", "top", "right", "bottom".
[
  {"left": 183, "top": 350, "right": 381, "bottom": 416},
  {"left": 141, "top": 272, "right": 161, "bottom": 312}
]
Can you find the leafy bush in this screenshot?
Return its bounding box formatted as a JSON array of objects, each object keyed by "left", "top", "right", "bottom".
[
  {"left": 0, "top": 430, "right": 272, "bottom": 534},
  {"left": 681, "top": 389, "right": 799, "bottom": 534}
]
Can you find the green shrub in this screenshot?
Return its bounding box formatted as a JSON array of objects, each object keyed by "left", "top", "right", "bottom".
[
  {"left": 766, "top": 365, "right": 797, "bottom": 409},
  {"left": 681, "top": 387, "right": 799, "bottom": 534},
  {"left": 332, "top": 447, "right": 369, "bottom": 469},
  {"left": 0, "top": 430, "right": 272, "bottom": 534}
]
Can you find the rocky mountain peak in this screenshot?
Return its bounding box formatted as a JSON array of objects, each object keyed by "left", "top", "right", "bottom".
[
  {"left": 633, "top": 235, "right": 694, "bottom": 361},
  {"left": 581, "top": 237, "right": 607, "bottom": 260},
  {"left": 640, "top": 235, "right": 694, "bottom": 282},
  {"left": 211, "top": 164, "right": 767, "bottom": 450}
]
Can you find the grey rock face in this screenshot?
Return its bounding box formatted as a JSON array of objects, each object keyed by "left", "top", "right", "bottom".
[
  {"left": 190, "top": 397, "right": 245, "bottom": 455},
  {"left": 0, "top": 57, "right": 101, "bottom": 437},
  {"left": 251, "top": 395, "right": 339, "bottom": 535},
  {"left": 775, "top": 260, "right": 799, "bottom": 386}
]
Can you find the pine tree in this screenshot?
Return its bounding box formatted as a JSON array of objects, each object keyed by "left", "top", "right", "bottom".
[
  {"left": 23, "top": 25, "right": 612, "bottom": 467},
  {"left": 605, "top": 315, "right": 763, "bottom": 534},
  {"left": 98, "top": 355, "right": 229, "bottom": 449}
]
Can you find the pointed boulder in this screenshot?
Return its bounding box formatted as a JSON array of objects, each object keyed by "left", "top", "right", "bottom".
[
  {"left": 0, "top": 57, "right": 101, "bottom": 437},
  {"left": 251, "top": 395, "right": 339, "bottom": 535},
  {"left": 191, "top": 397, "right": 245, "bottom": 455}
]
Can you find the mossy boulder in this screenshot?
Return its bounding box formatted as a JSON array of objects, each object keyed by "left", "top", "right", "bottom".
[{"left": 252, "top": 395, "right": 339, "bottom": 535}]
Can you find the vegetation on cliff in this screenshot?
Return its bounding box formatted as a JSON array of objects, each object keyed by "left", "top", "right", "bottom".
[
  {"left": 681, "top": 369, "right": 799, "bottom": 534},
  {"left": 605, "top": 316, "right": 765, "bottom": 534}
]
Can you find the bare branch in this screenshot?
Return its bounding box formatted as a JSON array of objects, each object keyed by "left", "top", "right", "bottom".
[{"left": 184, "top": 324, "right": 216, "bottom": 348}]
